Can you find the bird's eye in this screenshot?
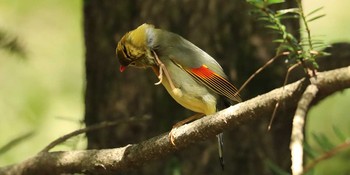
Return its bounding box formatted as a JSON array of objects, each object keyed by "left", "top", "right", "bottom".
[{"left": 130, "top": 62, "right": 136, "bottom": 66}]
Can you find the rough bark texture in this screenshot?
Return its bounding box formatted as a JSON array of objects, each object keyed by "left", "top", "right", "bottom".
[
  {"left": 83, "top": 1, "right": 300, "bottom": 174},
  {"left": 1, "top": 66, "right": 350, "bottom": 175}
]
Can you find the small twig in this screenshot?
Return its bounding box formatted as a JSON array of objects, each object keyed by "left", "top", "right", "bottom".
[
  {"left": 0, "top": 131, "right": 35, "bottom": 155},
  {"left": 40, "top": 116, "right": 149, "bottom": 153},
  {"left": 302, "top": 140, "right": 350, "bottom": 174},
  {"left": 267, "top": 101, "right": 280, "bottom": 131},
  {"left": 290, "top": 84, "right": 319, "bottom": 175},
  {"left": 236, "top": 53, "right": 282, "bottom": 96},
  {"left": 268, "top": 62, "right": 301, "bottom": 130},
  {"left": 283, "top": 62, "right": 302, "bottom": 88}
]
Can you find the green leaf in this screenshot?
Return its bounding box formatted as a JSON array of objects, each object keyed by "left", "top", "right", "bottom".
[
  {"left": 318, "top": 51, "right": 331, "bottom": 56},
  {"left": 246, "top": 0, "right": 263, "bottom": 3},
  {"left": 267, "top": 0, "right": 285, "bottom": 5},
  {"left": 307, "top": 14, "right": 326, "bottom": 22},
  {"left": 312, "top": 61, "right": 320, "bottom": 69},
  {"left": 276, "top": 8, "right": 300, "bottom": 16},
  {"left": 311, "top": 42, "right": 326, "bottom": 46},
  {"left": 264, "top": 24, "right": 280, "bottom": 30},
  {"left": 332, "top": 126, "right": 347, "bottom": 142},
  {"left": 303, "top": 142, "right": 320, "bottom": 159},
  {"left": 257, "top": 16, "right": 271, "bottom": 21},
  {"left": 307, "top": 39, "right": 324, "bottom": 42},
  {"left": 279, "top": 44, "right": 294, "bottom": 52},
  {"left": 299, "top": 41, "right": 325, "bottom": 46},
  {"left": 248, "top": 0, "right": 285, "bottom": 7},
  {"left": 276, "top": 14, "right": 299, "bottom": 20},
  {"left": 272, "top": 39, "right": 285, "bottom": 43},
  {"left": 307, "top": 7, "right": 324, "bottom": 17},
  {"left": 312, "top": 133, "right": 335, "bottom": 151}
]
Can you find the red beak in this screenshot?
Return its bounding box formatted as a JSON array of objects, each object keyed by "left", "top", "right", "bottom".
[{"left": 119, "top": 65, "right": 126, "bottom": 72}]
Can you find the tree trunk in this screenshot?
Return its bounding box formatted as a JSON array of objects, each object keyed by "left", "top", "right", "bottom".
[{"left": 84, "top": 1, "right": 298, "bottom": 174}]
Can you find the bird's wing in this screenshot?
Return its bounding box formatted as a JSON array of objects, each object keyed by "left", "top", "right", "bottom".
[
  {"left": 152, "top": 30, "right": 241, "bottom": 102},
  {"left": 172, "top": 59, "right": 241, "bottom": 102}
]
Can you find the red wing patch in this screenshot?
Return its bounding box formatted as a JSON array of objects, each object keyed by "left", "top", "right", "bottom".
[
  {"left": 187, "top": 65, "right": 241, "bottom": 102},
  {"left": 190, "top": 65, "right": 215, "bottom": 78}
]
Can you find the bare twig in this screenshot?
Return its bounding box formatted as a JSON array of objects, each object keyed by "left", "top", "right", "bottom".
[
  {"left": 268, "top": 62, "right": 302, "bottom": 130},
  {"left": 40, "top": 116, "right": 149, "bottom": 153},
  {"left": 283, "top": 62, "right": 302, "bottom": 88},
  {"left": 1, "top": 66, "right": 349, "bottom": 175},
  {"left": 290, "top": 84, "right": 319, "bottom": 175},
  {"left": 236, "top": 53, "right": 282, "bottom": 96},
  {"left": 0, "top": 131, "right": 34, "bottom": 155},
  {"left": 268, "top": 101, "right": 280, "bottom": 131}
]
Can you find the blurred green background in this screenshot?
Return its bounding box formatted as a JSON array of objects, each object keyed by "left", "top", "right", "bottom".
[
  {"left": 0, "top": 0, "right": 349, "bottom": 174},
  {"left": 0, "top": 0, "right": 85, "bottom": 164}
]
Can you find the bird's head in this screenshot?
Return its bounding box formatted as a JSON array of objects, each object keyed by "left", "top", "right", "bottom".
[{"left": 116, "top": 23, "right": 156, "bottom": 72}]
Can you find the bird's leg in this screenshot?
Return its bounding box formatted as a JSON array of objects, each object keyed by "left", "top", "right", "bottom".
[
  {"left": 152, "top": 50, "right": 182, "bottom": 96},
  {"left": 154, "top": 64, "right": 163, "bottom": 85},
  {"left": 169, "top": 113, "right": 205, "bottom": 145},
  {"left": 152, "top": 50, "right": 166, "bottom": 85}
]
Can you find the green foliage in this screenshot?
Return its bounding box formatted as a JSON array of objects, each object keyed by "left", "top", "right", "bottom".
[
  {"left": 266, "top": 127, "right": 349, "bottom": 174},
  {"left": 0, "top": 0, "right": 84, "bottom": 165},
  {"left": 311, "top": 132, "right": 336, "bottom": 151},
  {"left": 248, "top": 0, "right": 328, "bottom": 73},
  {"left": 247, "top": 0, "right": 350, "bottom": 174},
  {"left": 247, "top": 0, "right": 285, "bottom": 8},
  {"left": 310, "top": 126, "right": 349, "bottom": 153},
  {"left": 332, "top": 125, "right": 347, "bottom": 142},
  {"left": 304, "top": 127, "right": 350, "bottom": 174}
]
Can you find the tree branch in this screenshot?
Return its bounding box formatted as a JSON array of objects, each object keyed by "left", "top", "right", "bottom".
[
  {"left": 1, "top": 66, "right": 350, "bottom": 175},
  {"left": 290, "top": 84, "right": 318, "bottom": 175}
]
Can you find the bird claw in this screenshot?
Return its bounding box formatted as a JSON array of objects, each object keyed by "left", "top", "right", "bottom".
[
  {"left": 154, "top": 77, "right": 162, "bottom": 85},
  {"left": 168, "top": 128, "right": 177, "bottom": 146},
  {"left": 154, "top": 60, "right": 163, "bottom": 85},
  {"left": 151, "top": 50, "right": 178, "bottom": 92}
]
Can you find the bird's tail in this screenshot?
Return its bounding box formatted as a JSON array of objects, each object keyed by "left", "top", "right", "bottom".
[{"left": 216, "top": 133, "right": 224, "bottom": 170}]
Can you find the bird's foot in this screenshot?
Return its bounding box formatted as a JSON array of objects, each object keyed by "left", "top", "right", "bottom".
[
  {"left": 151, "top": 50, "right": 177, "bottom": 92},
  {"left": 168, "top": 127, "right": 178, "bottom": 146},
  {"left": 168, "top": 113, "right": 205, "bottom": 146},
  {"left": 154, "top": 65, "right": 163, "bottom": 85}
]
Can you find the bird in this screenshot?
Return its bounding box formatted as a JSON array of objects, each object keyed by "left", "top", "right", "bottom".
[{"left": 116, "top": 23, "right": 241, "bottom": 169}]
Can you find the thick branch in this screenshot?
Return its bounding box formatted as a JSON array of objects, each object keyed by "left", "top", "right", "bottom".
[{"left": 1, "top": 66, "right": 350, "bottom": 175}]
